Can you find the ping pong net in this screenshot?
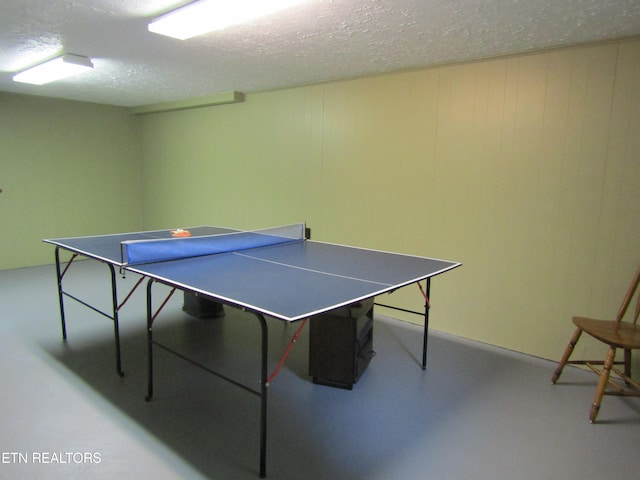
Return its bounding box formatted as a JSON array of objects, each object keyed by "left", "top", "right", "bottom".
[{"left": 121, "top": 223, "right": 305, "bottom": 266}]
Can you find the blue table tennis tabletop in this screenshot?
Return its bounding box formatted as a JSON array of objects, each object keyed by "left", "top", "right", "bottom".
[
  {"left": 127, "top": 237, "right": 460, "bottom": 322},
  {"left": 45, "top": 225, "right": 459, "bottom": 322}
]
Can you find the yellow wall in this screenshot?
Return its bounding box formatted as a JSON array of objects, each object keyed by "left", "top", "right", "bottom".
[
  {"left": 139, "top": 39, "right": 640, "bottom": 360},
  {"left": 1, "top": 39, "right": 638, "bottom": 361},
  {"left": 0, "top": 93, "right": 143, "bottom": 269}
]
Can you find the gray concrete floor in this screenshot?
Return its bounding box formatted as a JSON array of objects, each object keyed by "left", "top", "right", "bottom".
[{"left": 1, "top": 260, "right": 639, "bottom": 479}]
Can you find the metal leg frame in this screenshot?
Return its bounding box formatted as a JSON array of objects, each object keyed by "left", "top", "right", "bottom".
[
  {"left": 54, "top": 247, "right": 68, "bottom": 340},
  {"left": 145, "top": 279, "right": 155, "bottom": 402},
  {"left": 422, "top": 278, "right": 431, "bottom": 370},
  {"left": 144, "top": 279, "right": 270, "bottom": 478},
  {"left": 54, "top": 247, "right": 126, "bottom": 377},
  {"left": 375, "top": 277, "right": 432, "bottom": 369},
  {"left": 108, "top": 262, "right": 123, "bottom": 377},
  {"left": 255, "top": 311, "right": 269, "bottom": 479}
]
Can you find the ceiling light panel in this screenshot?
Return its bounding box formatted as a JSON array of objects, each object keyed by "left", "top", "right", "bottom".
[
  {"left": 149, "top": 0, "right": 311, "bottom": 40},
  {"left": 13, "top": 54, "right": 94, "bottom": 85}
]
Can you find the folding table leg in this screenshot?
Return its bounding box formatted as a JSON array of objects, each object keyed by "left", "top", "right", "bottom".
[
  {"left": 53, "top": 247, "right": 125, "bottom": 376},
  {"left": 142, "top": 287, "right": 269, "bottom": 476},
  {"left": 54, "top": 247, "right": 68, "bottom": 340},
  {"left": 145, "top": 279, "right": 155, "bottom": 401},
  {"left": 251, "top": 312, "right": 269, "bottom": 478},
  {"left": 107, "top": 263, "right": 124, "bottom": 377},
  {"left": 144, "top": 280, "right": 178, "bottom": 401},
  {"left": 422, "top": 278, "right": 431, "bottom": 370}
]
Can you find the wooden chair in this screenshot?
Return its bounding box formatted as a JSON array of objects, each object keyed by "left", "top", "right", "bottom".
[{"left": 551, "top": 265, "right": 640, "bottom": 422}]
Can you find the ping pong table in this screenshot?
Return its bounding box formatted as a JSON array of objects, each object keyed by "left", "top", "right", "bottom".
[{"left": 44, "top": 223, "right": 460, "bottom": 477}]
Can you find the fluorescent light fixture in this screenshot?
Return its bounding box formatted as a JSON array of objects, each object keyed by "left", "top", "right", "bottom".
[
  {"left": 13, "top": 54, "right": 93, "bottom": 85},
  {"left": 149, "top": 0, "right": 310, "bottom": 40}
]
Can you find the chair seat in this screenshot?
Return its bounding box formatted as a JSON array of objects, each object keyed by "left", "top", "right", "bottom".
[{"left": 573, "top": 316, "right": 640, "bottom": 349}]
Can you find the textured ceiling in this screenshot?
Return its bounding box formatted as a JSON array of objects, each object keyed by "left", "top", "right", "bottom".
[{"left": 1, "top": 0, "right": 640, "bottom": 107}]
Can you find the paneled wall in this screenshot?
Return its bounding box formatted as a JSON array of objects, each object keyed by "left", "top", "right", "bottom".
[
  {"left": 2, "top": 39, "right": 637, "bottom": 360},
  {"left": 0, "top": 93, "right": 142, "bottom": 269},
  {"left": 139, "top": 39, "right": 640, "bottom": 360}
]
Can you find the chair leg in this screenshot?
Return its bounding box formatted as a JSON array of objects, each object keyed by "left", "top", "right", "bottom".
[
  {"left": 552, "top": 327, "right": 582, "bottom": 384},
  {"left": 624, "top": 349, "right": 632, "bottom": 383},
  {"left": 589, "top": 347, "right": 616, "bottom": 423}
]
